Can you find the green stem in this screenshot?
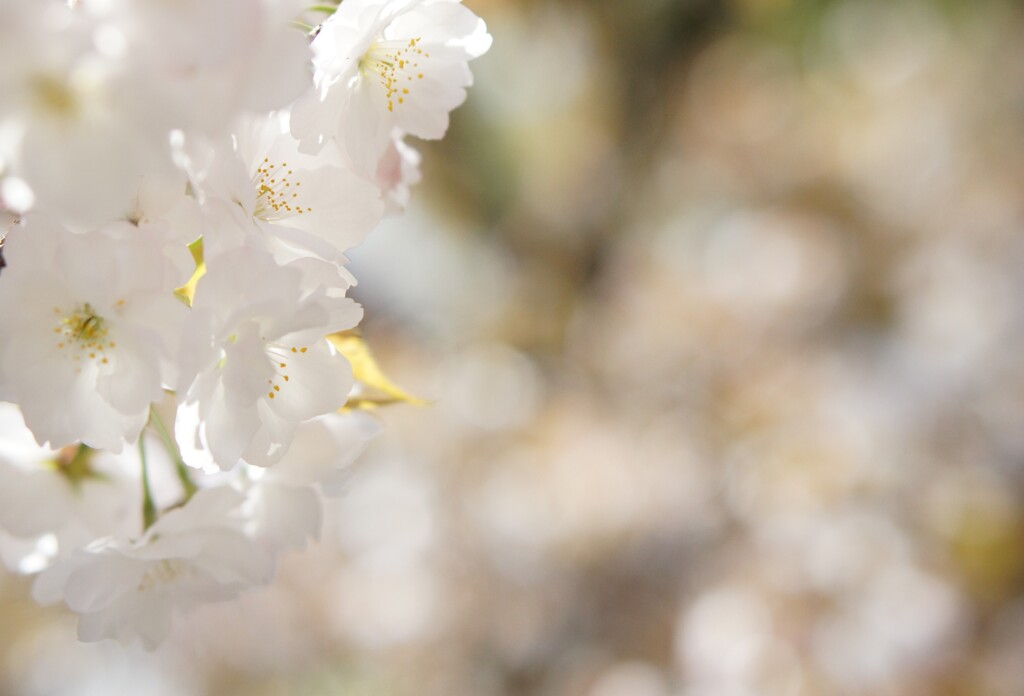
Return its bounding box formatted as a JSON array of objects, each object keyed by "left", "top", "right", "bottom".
[
  {"left": 308, "top": 4, "right": 340, "bottom": 14},
  {"left": 138, "top": 436, "right": 157, "bottom": 531},
  {"left": 149, "top": 407, "right": 198, "bottom": 501},
  {"left": 290, "top": 19, "right": 316, "bottom": 31}
]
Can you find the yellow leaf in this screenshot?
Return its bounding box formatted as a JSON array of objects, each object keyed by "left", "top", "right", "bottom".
[
  {"left": 173, "top": 237, "right": 206, "bottom": 307},
  {"left": 327, "top": 330, "right": 427, "bottom": 411}
]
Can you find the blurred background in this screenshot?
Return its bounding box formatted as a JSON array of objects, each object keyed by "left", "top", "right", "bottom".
[{"left": 4, "top": 0, "right": 1024, "bottom": 693}]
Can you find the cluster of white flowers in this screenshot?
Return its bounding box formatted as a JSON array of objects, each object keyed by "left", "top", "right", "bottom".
[{"left": 0, "top": 0, "right": 489, "bottom": 649}]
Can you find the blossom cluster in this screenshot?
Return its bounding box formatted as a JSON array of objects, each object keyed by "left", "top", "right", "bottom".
[{"left": 0, "top": 0, "right": 489, "bottom": 649}]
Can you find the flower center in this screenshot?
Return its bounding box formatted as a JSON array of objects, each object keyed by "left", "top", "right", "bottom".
[
  {"left": 253, "top": 158, "right": 312, "bottom": 221},
  {"left": 264, "top": 342, "right": 308, "bottom": 400},
  {"left": 47, "top": 444, "right": 99, "bottom": 486},
  {"left": 358, "top": 37, "right": 428, "bottom": 113},
  {"left": 137, "top": 559, "right": 194, "bottom": 592},
  {"left": 53, "top": 302, "right": 117, "bottom": 367},
  {"left": 31, "top": 74, "right": 80, "bottom": 119}
]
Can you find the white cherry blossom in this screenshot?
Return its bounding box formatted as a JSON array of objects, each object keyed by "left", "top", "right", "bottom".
[
  {"left": 0, "top": 402, "right": 140, "bottom": 573},
  {"left": 0, "top": 217, "right": 187, "bottom": 451},
  {"left": 33, "top": 487, "right": 274, "bottom": 650},
  {"left": 176, "top": 243, "right": 361, "bottom": 468},
  {"left": 240, "top": 411, "right": 382, "bottom": 550},
  {"left": 198, "top": 114, "right": 384, "bottom": 262},
  {"left": 83, "top": 0, "right": 314, "bottom": 133},
  {"left": 0, "top": 2, "right": 179, "bottom": 226},
  {"left": 291, "top": 0, "right": 492, "bottom": 173}
]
